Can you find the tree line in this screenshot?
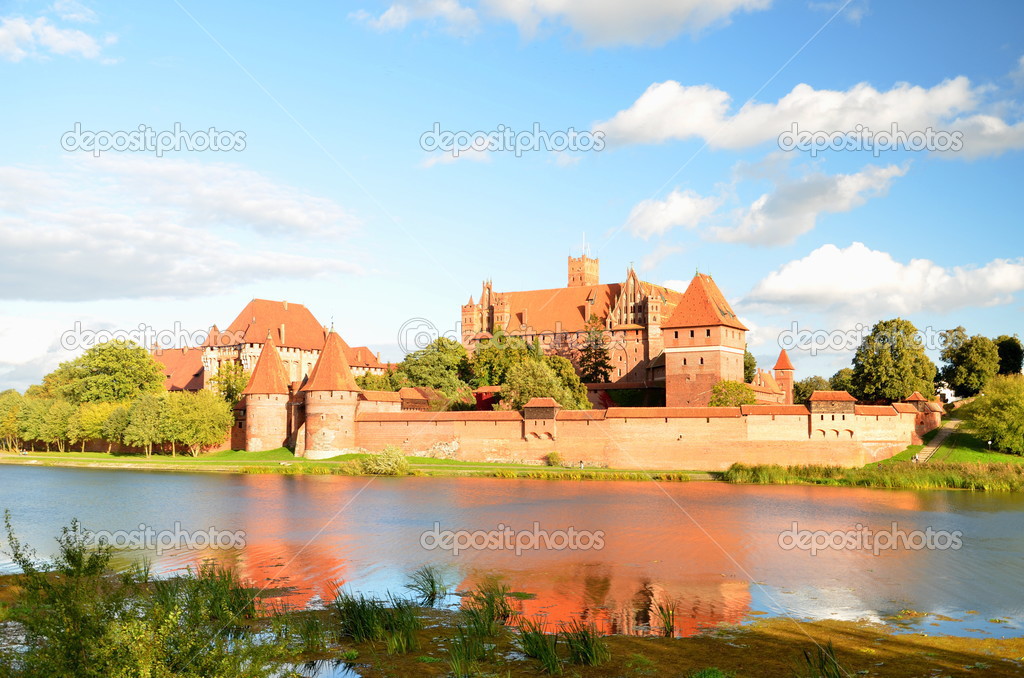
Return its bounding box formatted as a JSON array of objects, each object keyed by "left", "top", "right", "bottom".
[{"left": 1, "top": 341, "right": 233, "bottom": 456}]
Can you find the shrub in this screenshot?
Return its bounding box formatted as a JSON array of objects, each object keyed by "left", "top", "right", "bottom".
[
  {"left": 359, "top": 445, "right": 411, "bottom": 475},
  {"left": 545, "top": 451, "right": 563, "bottom": 467}
]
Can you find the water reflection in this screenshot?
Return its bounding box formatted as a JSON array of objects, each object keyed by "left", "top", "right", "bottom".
[{"left": 2, "top": 467, "right": 1023, "bottom": 637}]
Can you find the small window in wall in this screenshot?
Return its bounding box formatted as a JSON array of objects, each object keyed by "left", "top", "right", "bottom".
[
  {"left": 689, "top": 330, "right": 695, "bottom": 338},
  {"left": 683, "top": 358, "right": 687, "bottom": 366},
  {"left": 706, "top": 329, "right": 711, "bottom": 337},
  {"left": 674, "top": 331, "right": 678, "bottom": 339},
  {"left": 699, "top": 357, "right": 704, "bottom": 365}
]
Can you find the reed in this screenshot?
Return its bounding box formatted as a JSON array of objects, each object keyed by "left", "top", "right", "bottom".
[
  {"left": 405, "top": 565, "right": 450, "bottom": 607},
  {"left": 517, "top": 617, "right": 561, "bottom": 674},
  {"left": 796, "top": 640, "right": 844, "bottom": 678},
  {"left": 655, "top": 601, "right": 676, "bottom": 637},
  {"left": 561, "top": 619, "right": 610, "bottom": 666}
]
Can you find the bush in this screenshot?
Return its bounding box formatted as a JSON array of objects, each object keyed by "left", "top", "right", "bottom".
[
  {"left": 359, "top": 445, "right": 411, "bottom": 475},
  {"left": 545, "top": 451, "right": 563, "bottom": 467}
]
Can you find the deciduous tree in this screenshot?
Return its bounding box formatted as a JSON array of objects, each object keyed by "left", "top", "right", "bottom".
[
  {"left": 995, "top": 335, "right": 1023, "bottom": 375},
  {"left": 959, "top": 375, "right": 1024, "bottom": 455},
  {"left": 577, "top": 315, "right": 612, "bottom": 384},
  {"left": 709, "top": 381, "right": 756, "bottom": 407},
  {"left": 793, "top": 376, "right": 830, "bottom": 405},
  {"left": 851, "top": 318, "right": 936, "bottom": 402},
  {"left": 939, "top": 327, "right": 999, "bottom": 397}
]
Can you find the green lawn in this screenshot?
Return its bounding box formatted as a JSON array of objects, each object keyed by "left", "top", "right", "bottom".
[{"left": 930, "top": 429, "right": 1024, "bottom": 465}]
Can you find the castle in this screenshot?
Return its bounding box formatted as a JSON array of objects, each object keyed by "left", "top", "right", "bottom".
[
  {"left": 462, "top": 257, "right": 790, "bottom": 407},
  {"left": 154, "top": 257, "right": 941, "bottom": 470}
]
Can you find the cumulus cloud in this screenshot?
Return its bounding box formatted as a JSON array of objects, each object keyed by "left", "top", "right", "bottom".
[
  {"left": 746, "top": 242, "right": 1024, "bottom": 314},
  {"left": 351, "top": 0, "right": 479, "bottom": 35},
  {"left": 352, "top": 0, "right": 770, "bottom": 44},
  {"left": 594, "top": 77, "right": 1024, "bottom": 158},
  {"left": 51, "top": 0, "right": 97, "bottom": 23},
  {"left": 0, "top": 158, "right": 361, "bottom": 302},
  {"left": 0, "top": 14, "right": 107, "bottom": 61},
  {"left": 625, "top": 189, "right": 721, "bottom": 239},
  {"left": 710, "top": 163, "right": 906, "bottom": 245}
]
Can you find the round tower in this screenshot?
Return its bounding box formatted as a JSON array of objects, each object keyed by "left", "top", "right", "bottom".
[
  {"left": 242, "top": 335, "right": 290, "bottom": 452},
  {"left": 773, "top": 349, "right": 796, "bottom": 405},
  {"left": 301, "top": 330, "right": 361, "bottom": 460}
]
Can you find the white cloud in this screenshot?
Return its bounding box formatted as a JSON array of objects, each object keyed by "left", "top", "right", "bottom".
[
  {"left": 626, "top": 189, "right": 721, "bottom": 239},
  {"left": 746, "top": 242, "right": 1024, "bottom": 315},
  {"left": 711, "top": 163, "right": 906, "bottom": 245},
  {"left": 353, "top": 0, "right": 770, "bottom": 45},
  {"left": 483, "top": 0, "right": 770, "bottom": 46},
  {"left": 594, "top": 77, "right": 1024, "bottom": 158},
  {"left": 51, "top": 0, "right": 97, "bottom": 23},
  {"left": 0, "top": 15, "right": 106, "bottom": 61},
  {"left": 640, "top": 245, "right": 685, "bottom": 272},
  {"left": 0, "top": 158, "right": 362, "bottom": 302},
  {"left": 352, "top": 0, "right": 479, "bottom": 35},
  {"left": 808, "top": 0, "right": 868, "bottom": 25}
]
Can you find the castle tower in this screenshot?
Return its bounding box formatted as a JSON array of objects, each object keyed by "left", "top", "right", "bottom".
[
  {"left": 773, "top": 349, "right": 795, "bottom": 405},
  {"left": 241, "top": 335, "right": 290, "bottom": 452},
  {"left": 300, "top": 330, "right": 361, "bottom": 459},
  {"left": 493, "top": 293, "right": 511, "bottom": 331},
  {"left": 662, "top": 273, "right": 748, "bottom": 406},
  {"left": 461, "top": 296, "right": 479, "bottom": 345},
  {"left": 568, "top": 254, "right": 599, "bottom": 287}
]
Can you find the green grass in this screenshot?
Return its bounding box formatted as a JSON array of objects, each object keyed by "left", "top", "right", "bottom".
[
  {"left": 929, "top": 430, "right": 1024, "bottom": 465},
  {"left": 723, "top": 460, "right": 1024, "bottom": 491}
]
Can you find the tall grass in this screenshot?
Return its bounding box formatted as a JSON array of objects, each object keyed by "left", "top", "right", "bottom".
[
  {"left": 655, "top": 601, "right": 676, "bottom": 637},
  {"left": 517, "top": 617, "right": 561, "bottom": 674},
  {"left": 329, "top": 590, "right": 421, "bottom": 654},
  {"left": 405, "top": 565, "right": 450, "bottom": 607},
  {"left": 722, "top": 461, "right": 1024, "bottom": 491},
  {"left": 486, "top": 469, "right": 690, "bottom": 481},
  {"left": 562, "top": 619, "right": 610, "bottom": 666},
  {"left": 447, "top": 624, "right": 488, "bottom": 677},
  {"left": 796, "top": 640, "right": 844, "bottom": 678}
]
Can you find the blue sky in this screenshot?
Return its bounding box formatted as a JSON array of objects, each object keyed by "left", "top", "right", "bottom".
[{"left": 1, "top": 0, "right": 1022, "bottom": 390}]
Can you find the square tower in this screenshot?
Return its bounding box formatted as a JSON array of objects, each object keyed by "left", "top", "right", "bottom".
[{"left": 568, "top": 255, "right": 599, "bottom": 287}]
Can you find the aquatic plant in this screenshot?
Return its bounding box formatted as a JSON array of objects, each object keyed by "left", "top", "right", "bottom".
[
  {"left": 562, "top": 618, "right": 610, "bottom": 666},
  {"left": 405, "top": 565, "right": 450, "bottom": 607}
]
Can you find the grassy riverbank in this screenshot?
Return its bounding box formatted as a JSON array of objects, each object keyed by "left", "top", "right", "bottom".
[{"left": 1, "top": 534, "right": 1021, "bottom": 678}]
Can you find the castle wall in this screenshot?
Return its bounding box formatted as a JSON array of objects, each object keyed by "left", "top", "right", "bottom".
[
  {"left": 352, "top": 405, "right": 928, "bottom": 471},
  {"left": 245, "top": 393, "right": 289, "bottom": 451},
  {"left": 303, "top": 390, "right": 358, "bottom": 459}
]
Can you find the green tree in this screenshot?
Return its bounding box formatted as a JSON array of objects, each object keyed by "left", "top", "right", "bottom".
[
  {"left": 793, "top": 376, "right": 830, "bottom": 405},
  {"left": 397, "top": 338, "right": 473, "bottom": 405},
  {"left": 47, "top": 341, "right": 165, "bottom": 404},
  {"left": 502, "top": 360, "right": 573, "bottom": 410},
  {"left": 159, "top": 391, "right": 188, "bottom": 456},
  {"left": 709, "top": 380, "right": 756, "bottom": 407},
  {"left": 67, "top": 402, "right": 118, "bottom": 453},
  {"left": 743, "top": 349, "right": 756, "bottom": 383},
  {"left": 124, "top": 393, "right": 167, "bottom": 457},
  {"left": 17, "top": 397, "right": 51, "bottom": 451},
  {"left": 468, "top": 330, "right": 532, "bottom": 387},
  {"left": 829, "top": 368, "right": 855, "bottom": 393},
  {"left": 545, "top": 355, "right": 591, "bottom": 410},
  {"left": 100, "top": 405, "right": 130, "bottom": 453},
  {"left": 174, "top": 390, "right": 233, "bottom": 456},
  {"left": 959, "top": 375, "right": 1024, "bottom": 455},
  {"left": 577, "top": 315, "right": 612, "bottom": 384},
  {"left": 995, "top": 335, "right": 1024, "bottom": 375},
  {"left": 356, "top": 369, "right": 399, "bottom": 391},
  {"left": 939, "top": 327, "right": 999, "bottom": 397},
  {"left": 0, "top": 389, "right": 23, "bottom": 451},
  {"left": 851, "top": 318, "right": 937, "bottom": 402},
  {"left": 42, "top": 399, "right": 77, "bottom": 453},
  {"left": 208, "top": 361, "right": 250, "bottom": 405}
]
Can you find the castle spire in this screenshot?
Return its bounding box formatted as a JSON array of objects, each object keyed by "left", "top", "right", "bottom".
[
  {"left": 242, "top": 335, "right": 289, "bottom": 395},
  {"left": 301, "top": 330, "right": 360, "bottom": 392}
]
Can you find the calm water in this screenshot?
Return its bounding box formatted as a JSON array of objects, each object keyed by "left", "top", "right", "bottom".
[{"left": 2, "top": 465, "right": 1022, "bottom": 638}]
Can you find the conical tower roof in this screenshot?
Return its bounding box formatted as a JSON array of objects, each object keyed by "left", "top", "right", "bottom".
[
  {"left": 773, "top": 349, "right": 795, "bottom": 371},
  {"left": 300, "top": 330, "right": 360, "bottom": 392},
  {"left": 241, "top": 335, "right": 289, "bottom": 395},
  {"left": 662, "top": 273, "right": 748, "bottom": 330}
]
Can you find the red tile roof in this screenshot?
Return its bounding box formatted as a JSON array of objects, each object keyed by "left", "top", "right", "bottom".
[
  {"left": 225, "top": 299, "right": 328, "bottom": 351},
  {"left": 854, "top": 405, "right": 897, "bottom": 416},
  {"left": 300, "top": 331, "right": 360, "bottom": 392},
  {"left": 360, "top": 390, "right": 401, "bottom": 402},
  {"left": 905, "top": 391, "right": 928, "bottom": 402},
  {"left": 152, "top": 347, "right": 204, "bottom": 391},
  {"left": 749, "top": 369, "right": 781, "bottom": 394},
  {"left": 925, "top": 402, "right": 944, "bottom": 412},
  {"left": 773, "top": 349, "right": 795, "bottom": 371},
  {"left": 808, "top": 390, "right": 857, "bottom": 402},
  {"left": 398, "top": 387, "right": 427, "bottom": 401},
  {"left": 524, "top": 397, "right": 561, "bottom": 408},
  {"left": 242, "top": 336, "right": 289, "bottom": 395},
  {"left": 662, "top": 274, "right": 747, "bottom": 330},
  {"left": 472, "top": 385, "right": 502, "bottom": 393},
  {"left": 605, "top": 407, "right": 743, "bottom": 418},
  {"left": 557, "top": 410, "right": 608, "bottom": 421},
  {"left": 740, "top": 405, "right": 809, "bottom": 415},
  {"left": 356, "top": 411, "right": 524, "bottom": 422},
  {"left": 489, "top": 280, "right": 684, "bottom": 334},
  {"left": 891, "top": 403, "right": 918, "bottom": 414}
]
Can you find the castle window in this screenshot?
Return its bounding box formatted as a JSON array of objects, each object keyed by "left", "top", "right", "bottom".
[
  {"left": 706, "top": 329, "right": 711, "bottom": 337},
  {"left": 683, "top": 358, "right": 687, "bottom": 366},
  {"left": 689, "top": 330, "right": 695, "bottom": 338},
  {"left": 674, "top": 331, "right": 678, "bottom": 339},
  {"left": 699, "top": 357, "right": 704, "bottom": 365}
]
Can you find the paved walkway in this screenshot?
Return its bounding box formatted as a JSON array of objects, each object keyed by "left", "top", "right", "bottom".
[{"left": 918, "top": 419, "right": 960, "bottom": 463}]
